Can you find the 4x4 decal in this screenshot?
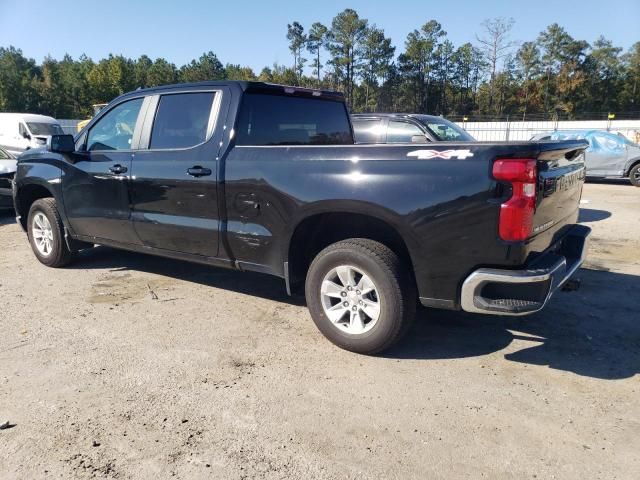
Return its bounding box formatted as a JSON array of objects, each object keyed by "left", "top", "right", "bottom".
[{"left": 407, "top": 149, "right": 474, "bottom": 160}]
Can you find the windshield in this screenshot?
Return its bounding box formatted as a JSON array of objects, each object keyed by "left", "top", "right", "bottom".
[
  {"left": 27, "top": 122, "right": 64, "bottom": 136},
  {"left": 0, "top": 147, "right": 11, "bottom": 159},
  {"left": 414, "top": 116, "right": 475, "bottom": 141}
]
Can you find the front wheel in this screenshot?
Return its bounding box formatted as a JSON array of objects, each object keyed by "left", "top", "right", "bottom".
[
  {"left": 27, "top": 198, "right": 73, "bottom": 267},
  {"left": 305, "top": 239, "right": 416, "bottom": 354},
  {"left": 629, "top": 164, "right": 640, "bottom": 187}
]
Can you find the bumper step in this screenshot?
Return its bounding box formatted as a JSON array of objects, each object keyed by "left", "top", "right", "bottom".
[{"left": 460, "top": 225, "right": 591, "bottom": 316}]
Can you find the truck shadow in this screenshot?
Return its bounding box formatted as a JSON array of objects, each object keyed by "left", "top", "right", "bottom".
[
  {"left": 578, "top": 208, "right": 611, "bottom": 223},
  {"left": 70, "top": 247, "right": 638, "bottom": 380},
  {"left": 387, "top": 268, "right": 640, "bottom": 380},
  {"left": 70, "top": 245, "right": 306, "bottom": 306}
]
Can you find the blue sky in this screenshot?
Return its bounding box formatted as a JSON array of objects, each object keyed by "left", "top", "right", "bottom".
[{"left": 1, "top": 0, "right": 638, "bottom": 72}]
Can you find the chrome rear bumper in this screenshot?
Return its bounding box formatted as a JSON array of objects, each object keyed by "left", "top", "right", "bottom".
[{"left": 460, "top": 225, "right": 591, "bottom": 316}]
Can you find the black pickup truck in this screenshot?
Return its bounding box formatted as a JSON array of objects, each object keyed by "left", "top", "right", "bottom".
[{"left": 12, "top": 81, "right": 590, "bottom": 354}]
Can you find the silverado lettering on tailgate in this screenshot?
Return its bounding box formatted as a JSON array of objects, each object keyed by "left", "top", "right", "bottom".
[{"left": 543, "top": 169, "right": 585, "bottom": 197}]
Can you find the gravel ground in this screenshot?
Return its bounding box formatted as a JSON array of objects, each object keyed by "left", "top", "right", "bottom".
[{"left": 0, "top": 181, "right": 638, "bottom": 479}]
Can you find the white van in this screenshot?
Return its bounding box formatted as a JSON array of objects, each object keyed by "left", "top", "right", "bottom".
[{"left": 0, "top": 113, "right": 65, "bottom": 156}]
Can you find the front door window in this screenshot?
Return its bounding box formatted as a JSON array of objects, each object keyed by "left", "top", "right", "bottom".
[{"left": 86, "top": 98, "right": 143, "bottom": 151}]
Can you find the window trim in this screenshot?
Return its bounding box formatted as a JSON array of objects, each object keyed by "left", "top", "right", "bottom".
[
  {"left": 83, "top": 95, "right": 147, "bottom": 153},
  {"left": 140, "top": 89, "right": 223, "bottom": 152},
  {"left": 385, "top": 119, "right": 427, "bottom": 144}
]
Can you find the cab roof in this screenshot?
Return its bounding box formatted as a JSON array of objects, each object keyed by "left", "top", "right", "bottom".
[{"left": 120, "top": 81, "right": 345, "bottom": 102}]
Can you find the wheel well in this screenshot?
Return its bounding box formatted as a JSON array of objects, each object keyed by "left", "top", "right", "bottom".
[
  {"left": 626, "top": 158, "right": 640, "bottom": 176},
  {"left": 16, "top": 184, "right": 54, "bottom": 229},
  {"left": 287, "top": 212, "right": 414, "bottom": 294}
]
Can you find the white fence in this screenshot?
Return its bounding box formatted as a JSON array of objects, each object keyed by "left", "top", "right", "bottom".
[{"left": 456, "top": 119, "right": 640, "bottom": 143}]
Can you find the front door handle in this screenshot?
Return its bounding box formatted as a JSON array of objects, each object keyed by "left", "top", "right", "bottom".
[
  {"left": 187, "top": 166, "right": 212, "bottom": 177},
  {"left": 109, "top": 164, "right": 128, "bottom": 174}
]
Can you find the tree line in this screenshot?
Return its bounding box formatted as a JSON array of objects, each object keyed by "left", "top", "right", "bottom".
[{"left": 1, "top": 8, "right": 638, "bottom": 120}]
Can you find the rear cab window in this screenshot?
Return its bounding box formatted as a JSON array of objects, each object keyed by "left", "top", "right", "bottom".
[{"left": 235, "top": 93, "right": 353, "bottom": 146}]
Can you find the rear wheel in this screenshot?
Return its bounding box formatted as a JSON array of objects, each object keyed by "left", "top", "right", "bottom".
[
  {"left": 305, "top": 239, "right": 416, "bottom": 354},
  {"left": 629, "top": 164, "right": 640, "bottom": 187},
  {"left": 27, "top": 198, "right": 73, "bottom": 267}
]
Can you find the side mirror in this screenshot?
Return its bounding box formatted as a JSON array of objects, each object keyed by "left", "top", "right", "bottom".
[
  {"left": 49, "top": 134, "right": 75, "bottom": 154},
  {"left": 411, "top": 135, "right": 428, "bottom": 144},
  {"left": 21, "top": 131, "right": 31, "bottom": 140}
]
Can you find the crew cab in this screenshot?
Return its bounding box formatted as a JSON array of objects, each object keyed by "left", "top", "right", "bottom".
[{"left": 12, "top": 81, "right": 590, "bottom": 354}]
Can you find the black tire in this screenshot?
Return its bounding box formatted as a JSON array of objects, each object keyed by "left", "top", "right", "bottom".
[
  {"left": 27, "top": 198, "right": 73, "bottom": 267},
  {"left": 305, "top": 238, "right": 416, "bottom": 354},
  {"left": 629, "top": 164, "right": 640, "bottom": 187}
]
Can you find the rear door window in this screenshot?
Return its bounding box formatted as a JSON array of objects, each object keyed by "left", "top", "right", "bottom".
[
  {"left": 353, "top": 119, "right": 384, "bottom": 143},
  {"left": 386, "top": 120, "right": 425, "bottom": 143},
  {"left": 235, "top": 93, "right": 353, "bottom": 146},
  {"left": 149, "top": 92, "right": 216, "bottom": 149}
]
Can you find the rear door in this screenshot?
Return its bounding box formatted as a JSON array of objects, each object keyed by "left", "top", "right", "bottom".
[
  {"left": 129, "top": 88, "right": 227, "bottom": 257},
  {"left": 63, "top": 97, "right": 146, "bottom": 244}
]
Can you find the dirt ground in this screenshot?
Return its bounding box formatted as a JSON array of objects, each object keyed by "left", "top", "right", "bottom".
[{"left": 1, "top": 181, "right": 638, "bottom": 480}]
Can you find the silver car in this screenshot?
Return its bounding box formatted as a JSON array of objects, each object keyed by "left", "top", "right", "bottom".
[{"left": 532, "top": 130, "right": 640, "bottom": 186}]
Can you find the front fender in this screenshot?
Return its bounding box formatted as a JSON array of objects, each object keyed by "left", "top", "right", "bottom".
[{"left": 14, "top": 154, "right": 65, "bottom": 228}]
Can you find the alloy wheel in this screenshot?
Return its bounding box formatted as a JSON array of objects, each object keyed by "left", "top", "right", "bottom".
[
  {"left": 32, "top": 212, "right": 54, "bottom": 256},
  {"left": 320, "top": 265, "right": 381, "bottom": 335}
]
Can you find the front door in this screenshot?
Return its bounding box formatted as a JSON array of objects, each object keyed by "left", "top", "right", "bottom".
[
  {"left": 62, "top": 97, "right": 145, "bottom": 245},
  {"left": 129, "top": 90, "right": 225, "bottom": 257}
]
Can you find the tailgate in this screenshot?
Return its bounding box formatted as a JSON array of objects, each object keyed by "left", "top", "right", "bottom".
[{"left": 532, "top": 140, "right": 588, "bottom": 237}]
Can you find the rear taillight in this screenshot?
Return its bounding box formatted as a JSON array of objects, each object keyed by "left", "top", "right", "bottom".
[{"left": 493, "top": 159, "right": 537, "bottom": 242}]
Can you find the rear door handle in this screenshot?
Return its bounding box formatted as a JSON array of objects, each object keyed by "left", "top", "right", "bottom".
[
  {"left": 109, "top": 164, "right": 128, "bottom": 174},
  {"left": 187, "top": 166, "right": 212, "bottom": 177}
]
